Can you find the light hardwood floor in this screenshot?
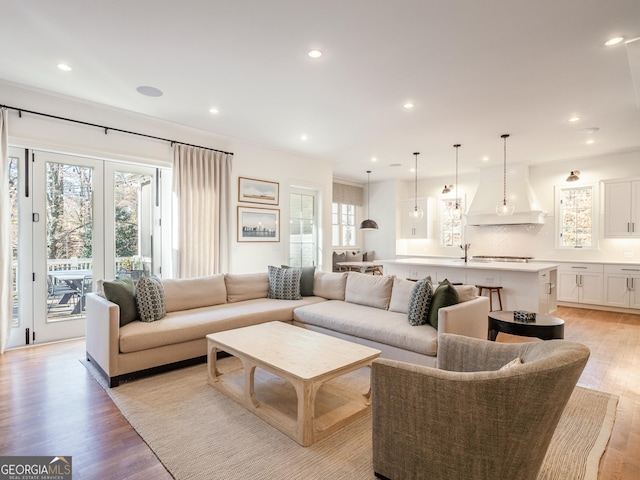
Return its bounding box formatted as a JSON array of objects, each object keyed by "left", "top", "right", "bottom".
[{"left": 0, "top": 306, "right": 638, "bottom": 479}]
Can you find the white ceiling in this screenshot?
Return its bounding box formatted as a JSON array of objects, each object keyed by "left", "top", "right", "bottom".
[{"left": 1, "top": 0, "right": 639, "bottom": 183}]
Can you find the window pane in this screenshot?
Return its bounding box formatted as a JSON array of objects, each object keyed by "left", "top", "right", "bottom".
[
  {"left": 9, "top": 157, "right": 19, "bottom": 327},
  {"left": 343, "top": 225, "right": 356, "bottom": 246},
  {"left": 560, "top": 187, "right": 593, "bottom": 248}
]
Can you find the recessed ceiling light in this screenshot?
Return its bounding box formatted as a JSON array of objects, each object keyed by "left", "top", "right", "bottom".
[
  {"left": 586, "top": 139, "right": 595, "bottom": 144},
  {"left": 569, "top": 116, "right": 581, "bottom": 122},
  {"left": 300, "top": 134, "right": 308, "bottom": 141},
  {"left": 308, "top": 49, "right": 322, "bottom": 58},
  {"left": 403, "top": 103, "right": 415, "bottom": 109},
  {"left": 136, "top": 85, "right": 163, "bottom": 97},
  {"left": 371, "top": 157, "right": 377, "bottom": 162},
  {"left": 209, "top": 107, "right": 219, "bottom": 114},
  {"left": 605, "top": 36, "right": 624, "bottom": 46},
  {"left": 57, "top": 63, "right": 72, "bottom": 71},
  {"left": 389, "top": 163, "right": 402, "bottom": 167},
  {"left": 579, "top": 127, "right": 599, "bottom": 134},
  {"left": 482, "top": 156, "right": 489, "bottom": 162}
]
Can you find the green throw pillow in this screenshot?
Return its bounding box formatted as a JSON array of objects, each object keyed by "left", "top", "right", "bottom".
[
  {"left": 282, "top": 265, "right": 315, "bottom": 296},
  {"left": 102, "top": 277, "right": 138, "bottom": 327},
  {"left": 427, "top": 279, "right": 460, "bottom": 329},
  {"left": 407, "top": 276, "right": 433, "bottom": 326}
]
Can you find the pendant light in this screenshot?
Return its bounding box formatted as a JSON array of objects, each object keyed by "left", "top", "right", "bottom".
[
  {"left": 359, "top": 170, "right": 379, "bottom": 230},
  {"left": 409, "top": 152, "right": 424, "bottom": 221},
  {"left": 566, "top": 170, "right": 580, "bottom": 182},
  {"left": 451, "top": 144, "right": 462, "bottom": 220},
  {"left": 496, "top": 134, "right": 515, "bottom": 216},
  {"left": 442, "top": 184, "right": 453, "bottom": 194}
]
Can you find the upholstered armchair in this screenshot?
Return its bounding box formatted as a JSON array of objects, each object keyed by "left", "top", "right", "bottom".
[{"left": 371, "top": 333, "right": 590, "bottom": 480}]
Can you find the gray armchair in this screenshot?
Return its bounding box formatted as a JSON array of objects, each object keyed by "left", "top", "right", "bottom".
[{"left": 372, "top": 333, "right": 590, "bottom": 480}]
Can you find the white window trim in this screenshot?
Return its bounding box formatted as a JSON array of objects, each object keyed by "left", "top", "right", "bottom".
[{"left": 554, "top": 183, "right": 599, "bottom": 250}]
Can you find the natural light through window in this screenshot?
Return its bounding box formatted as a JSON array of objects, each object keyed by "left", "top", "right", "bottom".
[
  {"left": 559, "top": 186, "right": 593, "bottom": 248},
  {"left": 332, "top": 203, "right": 356, "bottom": 247}
]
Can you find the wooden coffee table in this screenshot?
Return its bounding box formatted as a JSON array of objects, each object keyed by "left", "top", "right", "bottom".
[{"left": 206, "top": 321, "right": 381, "bottom": 446}]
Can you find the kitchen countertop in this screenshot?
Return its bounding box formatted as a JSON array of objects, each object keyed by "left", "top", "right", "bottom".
[{"left": 381, "top": 258, "right": 559, "bottom": 273}]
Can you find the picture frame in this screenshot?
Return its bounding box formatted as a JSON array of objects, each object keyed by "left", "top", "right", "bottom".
[
  {"left": 238, "top": 177, "right": 279, "bottom": 205},
  {"left": 237, "top": 206, "right": 280, "bottom": 242}
]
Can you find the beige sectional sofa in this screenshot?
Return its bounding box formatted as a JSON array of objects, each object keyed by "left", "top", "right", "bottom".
[{"left": 86, "top": 271, "right": 490, "bottom": 387}]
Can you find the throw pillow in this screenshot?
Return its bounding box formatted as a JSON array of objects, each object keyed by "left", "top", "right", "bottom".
[
  {"left": 407, "top": 277, "right": 433, "bottom": 326},
  {"left": 267, "top": 266, "right": 302, "bottom": 300},
  {"left": 500, "top": 357, "right": 524, "bottom": 370},
  {"left": 427, "top": 279, "right": 460, "bottom": 329},
  {"left": 136, "top": 276, "right": 166, "bottom": 322},
  {"left": 282, "top": 265, "right": 315, "bottom": 296},
  {"left": 332, "top": 251, "right": 346, "bottom": 272},
  {"left": 102, "top": 277, "right": 138, "bottom": 326}
]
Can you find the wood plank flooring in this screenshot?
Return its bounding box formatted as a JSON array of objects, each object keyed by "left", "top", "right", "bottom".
[{"left": 0, "top": 306, "right": 638, "bottom": 479}]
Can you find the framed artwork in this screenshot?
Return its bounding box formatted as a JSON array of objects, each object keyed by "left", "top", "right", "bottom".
[
  {"left": 238, "top": 177, "right": 279, "bottom": 205},
  {"left": 237, "top": 206, "right": 280, "bottom": 242}
]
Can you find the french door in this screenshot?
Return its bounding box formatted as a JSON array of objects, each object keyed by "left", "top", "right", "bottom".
[{"left": 7, "top": 147, "right": 162, "bottom": 348}]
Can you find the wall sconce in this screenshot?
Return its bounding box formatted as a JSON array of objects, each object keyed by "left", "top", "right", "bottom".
[{"left": 566, "top": 170, "right": 580, "bottom": 182}]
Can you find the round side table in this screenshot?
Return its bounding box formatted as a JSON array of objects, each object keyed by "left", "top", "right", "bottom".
[{"left": 488, "top": 311, "right": 564, "bottom": 341}]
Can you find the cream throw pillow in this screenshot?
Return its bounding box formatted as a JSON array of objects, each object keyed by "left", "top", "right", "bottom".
[
  {"left": 388, "top": 278, "right": 416, "bottom": 314},
  {"left": 344, "top": 272, "right": 394, "bottom": 310}
]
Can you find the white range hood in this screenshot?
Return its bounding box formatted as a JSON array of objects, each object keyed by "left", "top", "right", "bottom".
[{"left": 465, "top": 165, "right": 546, "bottom": 226}]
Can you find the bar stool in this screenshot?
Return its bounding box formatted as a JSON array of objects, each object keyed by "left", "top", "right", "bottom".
[{"left": 476, "top": 285, "right": 503, "bottom": 311}]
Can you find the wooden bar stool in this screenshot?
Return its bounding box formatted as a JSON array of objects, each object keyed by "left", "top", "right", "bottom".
[{"left": 476, "top": 285, "right": 503, "bottom": 312}]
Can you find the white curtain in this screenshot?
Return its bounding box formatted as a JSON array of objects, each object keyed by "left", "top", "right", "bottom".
[
  {"left": 172, "top": 144, "right": 232, "bottom": 278},
  {"left": 0, "top": 109, "right": 11, "bottom": 353}
]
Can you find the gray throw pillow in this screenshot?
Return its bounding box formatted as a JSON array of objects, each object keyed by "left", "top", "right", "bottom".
[
  {"left": 102, "top": 277, "right": 138, "bottom": 326},
  {"left": 267, "top": 266, "right": 302, "bottom": 300},
  {"left": 407, "top": 277, "right": 433, "bottom": 326},
  {"left": 136, "top": 276, "right": 166, "bottom": 322},
  {"left": 282, "top": 265, "right": 315, "bottom": 296},
  {"left": 428, "top": 279, "right": 460, "bottom": 329}
]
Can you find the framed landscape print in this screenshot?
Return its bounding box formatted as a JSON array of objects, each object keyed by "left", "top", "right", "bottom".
[
  {"left": 237, "top": 206, "right": 280, "bottom": 242},
  {"left": 238, "top": 177, "right": 279, "bottom": 205}
]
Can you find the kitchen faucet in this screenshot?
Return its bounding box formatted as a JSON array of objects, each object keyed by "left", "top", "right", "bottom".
[{"left": 460, "top": 243, "right": 471, "bottom": 263}]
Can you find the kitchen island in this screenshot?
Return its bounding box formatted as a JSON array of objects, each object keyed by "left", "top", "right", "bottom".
[{"left": 381, "top": 258, "right": 559, "bottom": 314}]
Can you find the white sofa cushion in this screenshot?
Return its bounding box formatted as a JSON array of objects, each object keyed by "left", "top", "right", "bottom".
[
  {"left": 345, "top": 272, "right": 394, "bottom": 310},
  {"left": 313, "top": 271, "right": 347, "bottom": 300},
  {"left": 294, "top": 300, "right": 438, "bottom": 356},
  {"left": 120, "top": 297, "right": 326, "bottom": 353},
  {"left": 225, "top": 273, "right": 269, "bottom": 303},
  {"left": 388, "top": 278, "right": 416, "bottom": 314},
  {"left": 163, "top": 274, "right": 227, "bottom": 313}
]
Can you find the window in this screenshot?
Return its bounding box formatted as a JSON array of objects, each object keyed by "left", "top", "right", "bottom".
[
  {"left": 559, "top": 186, "right": 594, "bottom": 248},
  {"left": 332, "top": 202, "right": 356, "bottom": 247},
  {"left": 289, "top": 190, "right": 317, "bottom": 267},
  {"left": 440, "top": 197, "right": 463, "bottom": 246}
]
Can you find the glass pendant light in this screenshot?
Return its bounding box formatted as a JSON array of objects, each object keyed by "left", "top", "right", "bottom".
[
  {"left": 359, "top": 170, "right": 379, "bottom": 230},
  {"left": 451, "top": 144, "right": 462, "bottom": 220},
  {"left": 496, "top": 134, "right": 515, "bottom": 216},
  {"left": 409, "top": 152, "right": 424, "bottom": 221}
]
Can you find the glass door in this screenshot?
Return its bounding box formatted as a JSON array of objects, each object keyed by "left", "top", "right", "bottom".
[
  {"left": 6, "top": 147, "right": 164, "bottom": 348},
  {"left": 32, "top": 151, "right": 104, "bottom": 343},
  {"left": 289, "top": 188, "right": 317, "bottom": 267}
]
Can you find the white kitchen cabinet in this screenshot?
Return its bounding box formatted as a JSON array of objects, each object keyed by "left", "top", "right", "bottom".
[
  {"left": 538, "top": 269, "right": 557, "bottom": 315},
  {"left": 604, "top": 180, "right": 640, "bottom": 237},
  {"left": 400, "top": 198, "right": 431, "bottom": 238},
  {"left": 557, "top": 263, "right": 603, "bottom": 305},
  {"left": 604, "top": 264, "right": 640, "bottom": 309}
]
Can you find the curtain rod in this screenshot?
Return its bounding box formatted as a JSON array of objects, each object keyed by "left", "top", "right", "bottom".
[{"left": 0, "top": 104, "right": 234, "bottom": 156}]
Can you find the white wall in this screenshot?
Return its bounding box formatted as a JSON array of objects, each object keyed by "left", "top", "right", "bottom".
[
  {"left": 375, "top": 149, "right": 640, "bottom": 262},
  {"left": 1, "top": 81, "right": 334, "bottom": 275}
]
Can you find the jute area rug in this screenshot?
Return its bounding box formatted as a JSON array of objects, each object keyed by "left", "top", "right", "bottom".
[{"left": 84, "top": 358, "right": 618, "bottom": 480}]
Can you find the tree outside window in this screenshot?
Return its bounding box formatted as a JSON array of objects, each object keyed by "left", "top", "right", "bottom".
[{"left": 559, "top": 186, "right": 593, "bottom": 248}]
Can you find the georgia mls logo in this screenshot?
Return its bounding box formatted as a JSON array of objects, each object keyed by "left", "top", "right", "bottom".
[{"left": 0, "top": 456, "right": 72, "bottom": 480}]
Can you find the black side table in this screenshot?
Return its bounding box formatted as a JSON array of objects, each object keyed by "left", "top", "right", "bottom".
[{"left": 488, "top": 311, "right": 564, "bottom": 341}]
